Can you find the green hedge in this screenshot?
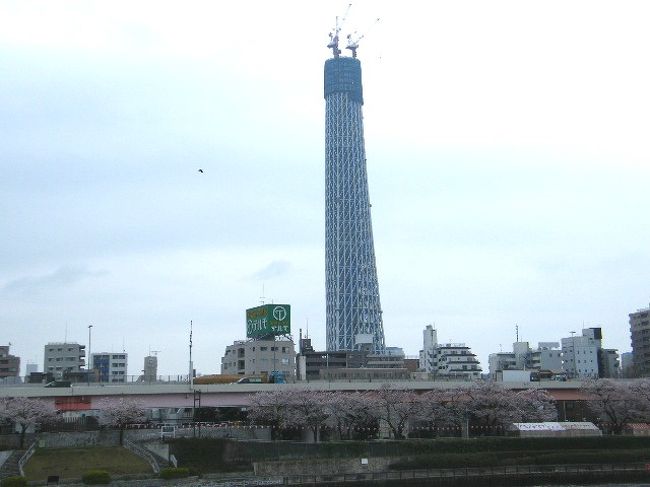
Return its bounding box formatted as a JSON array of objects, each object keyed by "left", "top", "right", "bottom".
[
  {"left": 390, "top": 448, "right": 650, "bottom": 470},
  {"left": 160, "top": 467, "right": 190, "bottom": 479},
  {"left": 1, "top": 477, "right": 27, "bottom": 487},
  {"left": 82, "top": 470, "right": 111, "bottom": 485}
]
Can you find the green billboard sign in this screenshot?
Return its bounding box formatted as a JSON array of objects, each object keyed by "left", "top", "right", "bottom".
[{"left": 246, "top": 304, "right": 291, "bottom": 338}]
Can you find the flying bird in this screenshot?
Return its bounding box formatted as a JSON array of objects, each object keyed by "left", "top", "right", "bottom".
[{"left": 198, "top": 169, "right": 204, "bottom": 173}]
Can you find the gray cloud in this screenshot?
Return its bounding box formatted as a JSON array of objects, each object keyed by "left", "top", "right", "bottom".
[
  {"left": 2, "top": 266, "right": 108, "bottom": 295},
  {"left": 249, "top": 260, "right": 292, "bottom": 281}
]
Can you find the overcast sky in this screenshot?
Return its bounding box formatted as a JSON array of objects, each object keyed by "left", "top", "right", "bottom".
[{"left": 2, "top": 1, "right": 649, "bottom": 376}]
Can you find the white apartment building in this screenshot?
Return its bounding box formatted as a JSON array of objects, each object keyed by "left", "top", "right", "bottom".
[
  {"left": 221, "top": 338, "right": 296, "bottom": 380},
  {"left": 561, "top": 327, "right": 618, "bottom": 379},
  {"left": 44, "top": 342, "right": 86, "bottom": 379},
  {"left": 561, "top": 328, "right": 601, "bottom": 378},
  {"left": 92, "top": 352, "right": 128, "bottom": 383},
  {"left": 419, "top": 325, "right": 482, "bottom": 379}
]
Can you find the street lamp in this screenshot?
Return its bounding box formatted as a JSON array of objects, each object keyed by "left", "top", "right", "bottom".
[{"left": 88, "top": 325, "right": 93, "bottom": 385}]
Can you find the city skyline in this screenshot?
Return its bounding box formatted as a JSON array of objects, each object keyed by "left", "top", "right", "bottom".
[{"left": 1, "top": 1, "right": 649, "bottom": 375}]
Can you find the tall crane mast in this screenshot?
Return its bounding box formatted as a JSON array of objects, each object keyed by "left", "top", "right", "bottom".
[{"left": 327, "top": 3, "right": 352, "bottom": 58}]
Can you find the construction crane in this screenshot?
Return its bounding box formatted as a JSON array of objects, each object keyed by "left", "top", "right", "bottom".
[
  {"left": 346, "top": 17, "right": 380, "bottom": 58},
  {"left": 327, "top": 3, "right": 352, "bottom": 58}
]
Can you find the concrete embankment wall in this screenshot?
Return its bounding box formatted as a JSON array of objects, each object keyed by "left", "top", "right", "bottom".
[{"left": 255, "top": 457, "right": 393, "bottom": 476}]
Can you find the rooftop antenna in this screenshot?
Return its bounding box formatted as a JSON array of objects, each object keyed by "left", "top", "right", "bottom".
[
  {"left": 515, "top": 324, "right": 519, "bottom": 342},
  {"left": 306, "top": 318, "right": 309, "bottom": 338},
  {"left": 259, "top": 284, "right": 266, "bottom": 305},
  {"left": 327, "top": 3, "right": 352, "bottom": 58},
  {"left": 346, "top": 17, "right": 380, "bottom": 58}
]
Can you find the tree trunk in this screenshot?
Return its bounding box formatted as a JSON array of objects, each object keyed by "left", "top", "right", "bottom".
[{"left": 20, "top": 424, "right": 27, "bottom": 449}]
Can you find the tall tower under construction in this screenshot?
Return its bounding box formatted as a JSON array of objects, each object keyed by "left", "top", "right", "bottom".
[{"left": 324, "top": 27, "right": 385, "bottom": 353}]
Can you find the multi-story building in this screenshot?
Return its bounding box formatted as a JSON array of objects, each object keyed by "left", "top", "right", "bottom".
[
  {"left": 25, "top": 363, "right": 38, "bottom": 375},
  {"left": 429, "top": 343, "right": 482, "bottom": 379},
  {"left": 142, "top": 355, "right": 158, "bottom": 382},
  {"left": 561, "top": 327, "right": 618, "bottom": 379},
  {"left": 221, "top": 339, "right": 296, "bottom": 380},
  {"left": 419, "top": 325, "right": 439, "bottom": 372},
  {"left": 324, "top": 31, "right": 385, "bottom": 353},
  {"left": 296, "top": 338, "right": 410, "bottom": 380},
  {"left": 630, "top": 304, "right": 650, "bottom": 377},
  {"left": 43, "top": 342, "right": 85, "bottom": 379},
  {"left": 488, "top": 342, "right": 563, "bottom": 379},
  {"left": 419, "top": 325, "right": 482, "bottom": 379},
  {"left": 620, "top": 351, "right": 634, "bottom": 378},
  {"left": 296, "top": 337, "right": 404, "bottom": 381},
  {"left": 92, "top": 352, "right": 128, "bottom": 383},
  {"left": 530, "top": 342, "right": 564, "bottom": 372},
  {"left": 598, "top": 349, "right": 620, "bottom": 379},
  {"left": 0, "top": 345, "right": 20, "bottom": 381}
]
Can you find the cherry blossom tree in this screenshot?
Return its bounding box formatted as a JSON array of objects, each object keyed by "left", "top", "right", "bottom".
[
  {"left": 370, "top": 385, "right": 422, "bottom": 439},
  {"left": 285, "top": 390, "right": 330, "bottom": 442},
  {"left": 99, "top": 397, "right": 146, "bottom": 444},
  {"left": 0, "top": 397, "right": 58, "bottom": 447},
  {"left": 324, "top": 392, "right": 377, "bottom": 440},
  {"left": 581, "top": 379, "right": 639, "bottom": 434},
  {"left": 628, "top": 379, "right": 650, "bottom": 421},
  {"left": 418, "top": 388, "right": 469, "bottom": 434},
  {"left": 466, "top": 381, "right": 523, "bottom": 429},
  {"left": 515, "top": 388, "right": 558, "bottom": 422},
  {"left": 247, "top": 390, "right": 292, "bottom": 439}
]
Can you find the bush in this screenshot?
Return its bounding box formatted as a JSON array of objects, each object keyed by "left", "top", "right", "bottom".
[
  {"left": 160, "top": 467, "right": 190, "bottom": 479},
  {"left": 82, "top": 470, "right": 111, "bottom": 485},
  {"left": 1, "top": 477, "right": 27, "bottom": 487}
]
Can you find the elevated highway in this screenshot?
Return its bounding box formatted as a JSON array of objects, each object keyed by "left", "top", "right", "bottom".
[{"left": 0, "top": 380, "right": 589, "bottom": 410}]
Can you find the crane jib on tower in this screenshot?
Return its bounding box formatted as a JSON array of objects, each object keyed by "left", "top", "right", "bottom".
[{"left": 327, "top": 5, "right": 380, "bottom": 59}]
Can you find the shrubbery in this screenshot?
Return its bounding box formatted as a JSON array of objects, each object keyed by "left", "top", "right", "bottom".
[
  {"left": 389, "top": 448, "right": 650, "bottom": 470},
  {"left": 1, "top": 477, "right": 27, "bottom": 487},
  {"left": 159, "top": 467, "right": 190, "bottom": 479},
  {"left": 81, "top": 470, "right": 111, "bottom": 485}
]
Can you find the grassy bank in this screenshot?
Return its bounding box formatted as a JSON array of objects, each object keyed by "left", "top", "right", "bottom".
[{"left": 23, "top": 447, "right": 151, "bottom": 481}]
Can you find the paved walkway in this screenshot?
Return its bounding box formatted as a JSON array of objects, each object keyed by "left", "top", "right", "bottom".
[{"left": 0, "top": 451, "right": 12, "bottom": 470}]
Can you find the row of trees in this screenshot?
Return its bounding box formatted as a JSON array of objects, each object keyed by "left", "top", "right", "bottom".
[
  {"left": 247, "top": 383, "right": 558, "bottom": 440},
  {"left": 581, "top": 379, "right": 650, "bottom": 434},
  {"left": 4, "top": 379, "right": 650, "bottom": 445},
  {"left": 248, "top": 379, "right": 650, "bottom": 440},
  {"left": 0, "top": 397, "right": 145, "bottom": 447}
]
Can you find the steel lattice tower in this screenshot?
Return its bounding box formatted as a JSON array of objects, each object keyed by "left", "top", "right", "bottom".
[{"left": 324, "top": 49, "right": 386, "bottom": 353}]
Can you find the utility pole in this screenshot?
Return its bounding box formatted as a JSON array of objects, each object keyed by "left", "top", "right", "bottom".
[
  {"left": 87, "top": 324, "right": 93, "bottom": 385},
  {"left": 189, "top": 320, "right": 193, "bottom": 390}
]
